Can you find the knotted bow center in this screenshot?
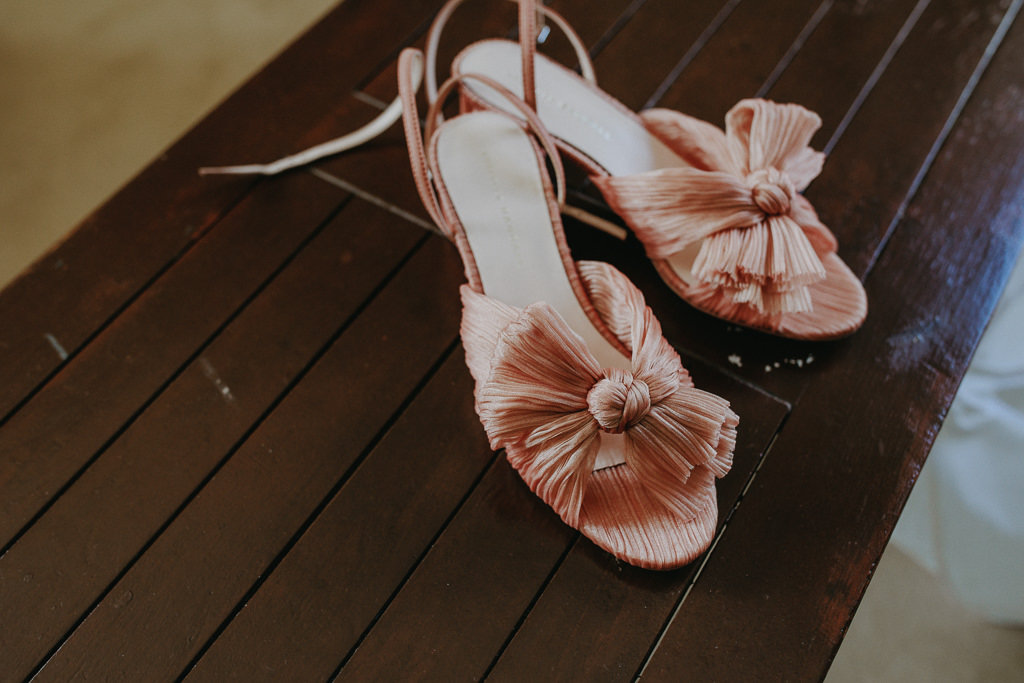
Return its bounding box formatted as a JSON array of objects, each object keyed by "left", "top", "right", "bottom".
[
  {"left": 748, "top": 167, "right": 794, "bottom": 216},
  {"left": 586, "top": 368, "right": 651, "bottom": 434}
]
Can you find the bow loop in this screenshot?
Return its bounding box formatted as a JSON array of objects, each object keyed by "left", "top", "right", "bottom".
[
  {"left": 593, "top": 100, "right": 833, "bottom": 315},
  {"left": 725, "top": 99, "right": 824, "bottom": 187}
]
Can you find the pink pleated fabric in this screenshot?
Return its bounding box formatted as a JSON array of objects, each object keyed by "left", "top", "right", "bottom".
[
  {"left": 461, "top": 260, "right": 737, "bottom": 569},
  {"left": 394, "top": 46, "right": 739, "bottom": 569},
  {"left": 592, "top": 99, "right": 866, "bottom": 337}
]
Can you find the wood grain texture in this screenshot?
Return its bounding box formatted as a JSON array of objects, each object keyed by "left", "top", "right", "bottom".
[
  {"left": 32, "top": 230, "right": 464, "bottom": 681},
  {"left": 0, "top": 197, "right": 425, "bottom": 681},
  {"left": 0, "top": 172, "right": 343, "bottom": 550},
  {"left": 810, "top": 0, "right": 1015, "bottom": 277},
  {"left": 766, "top": 0, "right": 927, "bottom": 146},
  {"left": 592, "top": 0, "right": 742, "bottom": 112},
  {"left": 335, "top": 458, "right": 577, "bottom": 681},
  {"left": 652, "top": 0, "right": 826, "bottom": 119},
  {"left": 2, "top": 0, "right": 1022, "bottom": 679},
  {"left": 183, "top": 352, "right": 493, "bottom": 681}
]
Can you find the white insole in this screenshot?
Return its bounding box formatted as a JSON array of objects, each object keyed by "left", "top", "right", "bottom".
[
  {"left": 459, "top": 41, "right": 699, "bottom": 285},
  {"left": 458, "top": 41, "right": 688, "bottom": 176},
  {"left": 436, "top": 112, "right": 628, "bottom": 469}
]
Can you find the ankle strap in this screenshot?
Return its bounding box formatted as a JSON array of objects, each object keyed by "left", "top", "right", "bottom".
[
  {"left": 424, "top": 0, "right": 596, "bottom": 111},
  {"left": 398, "top": 48, "right": 568, "bottom": 239}
]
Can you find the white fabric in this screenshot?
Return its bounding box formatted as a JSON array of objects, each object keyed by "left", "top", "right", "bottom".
[
  {"left": 197, "top": 57, "right": 423, "bottom": 176},
  {"left": 198, "top": 93, "right": 406, "bottom": 176},
  {"left": 893, "top": 249, "right": 1024, "bottom": 624},
  {"left": 458, "top": 40, "right": 685, "bottom": 176}
]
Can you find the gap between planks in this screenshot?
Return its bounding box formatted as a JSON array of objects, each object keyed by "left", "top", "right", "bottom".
[
  {"left": 24, "top": 212, "right": 434, "bottom": 679},
  {"left": 861, "top": 0, "right": 1024, "bottom": 280},
  {"left": 0, "top": 181, "right": 261, "bottom": 432}
]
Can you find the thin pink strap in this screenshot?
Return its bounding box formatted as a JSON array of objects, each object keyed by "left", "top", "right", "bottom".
[
  {"left": 397, "top": 50, "right": 449, "bottom": 233},
  {"left": 518, "top": 0, "right": 538, "bottom": 109},
  {"left": 426, "top": 74, "right": 567, "bottom": 206},
  {"left": 424, "top": 0, "right": 596, "bottom": 108}
]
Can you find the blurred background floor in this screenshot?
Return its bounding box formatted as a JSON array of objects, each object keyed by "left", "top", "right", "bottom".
[
  {"left": 2, "top": 1, "right": 1022, "bottom": 680},
  {"left": 0, "top": 0, "right": 338, "bottom": 288}
]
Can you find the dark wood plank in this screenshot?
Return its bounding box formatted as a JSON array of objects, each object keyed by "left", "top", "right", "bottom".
[
  {"left": 185, "top": 357, "right": 786, "bottom": 682},
  {"left": 766, "top": 0, "right": 928, "bottom": 146},
  {"left": 335, "top": 458, "right": 576, "bottom": 681},
  {"left": 651, "top": 0, "right": 826, "bottom": 120},
  {"left": 0, "top": 172, "right": 343, "bottom": 551},
  {"left": 183, "top": 352, "right": 492, "bottom": 681},
  {"left": 589, "top": 0, "right": 738, "bottom": 112},
  {"left": 546, "top": 0, "right": 643, "bottom": 59},
  {"left": 359, "top": 0, "right": 519, "bottom": 105},
  {"left": 640, "top": 5, "right": 1024, "bottom": 679},
  {"left": 0, "top": 198, "right": 424, "bottom": 681},
  {"left": 0, "top": 0, "right": 444, "bottom": 422},
  {"left": 485, "top": 373, "right": 789, "bottom": 681},
  {"left": 809, "top": 0, "right": 1014, "bottom": 276},
  {"left": 31, "top": 231, "right": 464, "bottom": 681},
  {"left": 335, "top": 361, "right": 786, "bottom": 680}
]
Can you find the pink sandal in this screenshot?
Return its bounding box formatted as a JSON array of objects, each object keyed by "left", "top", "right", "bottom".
[
  {"left": 395, "top": 48, "right": 737, "bottom": 569},
  {"left": 426, "top": 0, "right": 868, "bottom": 340},
  {"left": 200, "top": 38, "right": 739, "bottom": 570}
]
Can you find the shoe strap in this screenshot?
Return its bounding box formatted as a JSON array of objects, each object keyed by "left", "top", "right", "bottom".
[
  {"left": 198, "top": 95, "right": 409, "bottom": 177},
  {"left": 398, "top": 48, "right": 568, "bottom": 239},
  {"left": 199, "top": 48, "right": 569, "bottom": 242},
  {"left": 424, "top": 0, "right": 596, "bottom": 111}
]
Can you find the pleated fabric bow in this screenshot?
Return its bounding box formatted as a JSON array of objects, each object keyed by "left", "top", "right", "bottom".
[
  {"left": 594, "top": 99, "right": 833, "bottom": 315},
  {"left": 460, "top": 261, "right": 736, "bottom": 528}
]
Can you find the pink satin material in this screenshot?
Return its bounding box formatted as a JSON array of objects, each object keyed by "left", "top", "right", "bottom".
[
  {"left": 593, "top": 99, "right": 831, "bottom": 316},
  {"left": 461, "top": 260, "right": 736, "bottom": 568},
  {"left": 399, "top": 45, "right": 740, "bottom": 568},
  {"left": 656, "top": 250, "right": 867, "bottom": 341}
]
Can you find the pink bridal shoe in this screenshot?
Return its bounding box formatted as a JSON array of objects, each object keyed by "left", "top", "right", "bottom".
[
  {"left": 200, "top": 41, "right": 739, "bottom": 571},
  {"left": 426, "top": 0, "right": 868, "bottom": 340},
  {"left": 396, "top": 49, "right": 737, "bottom": 569}
]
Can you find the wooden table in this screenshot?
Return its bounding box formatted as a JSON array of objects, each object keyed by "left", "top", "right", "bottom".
[{"left": 2, "top": 0, "right": 1023, "bottom": 679}]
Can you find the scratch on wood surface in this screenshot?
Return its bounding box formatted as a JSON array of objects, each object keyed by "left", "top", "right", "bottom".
[
  {"left": 199, "top": 357, "right": 236, "bottom": 403},
  {"left": 883, "top": 317, "right": 940, "bottom": 373},
  {"left": 43, "top": 333, "right": 68, "bottom": 361}
]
